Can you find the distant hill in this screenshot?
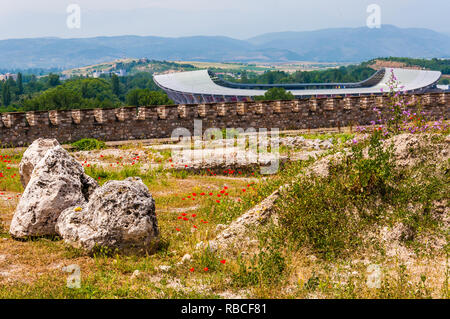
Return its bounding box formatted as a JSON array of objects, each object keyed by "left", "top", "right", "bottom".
[
  {"left": 248, "top": 25, "right": 450, "bottom": 62},
  {"left": 0, "top": 25, "right": 449, "bottom": 70}
]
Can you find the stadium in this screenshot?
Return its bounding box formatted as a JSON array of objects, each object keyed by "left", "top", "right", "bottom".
[{"left": 153, "top": 68, "right": 442, "bottom": 104}]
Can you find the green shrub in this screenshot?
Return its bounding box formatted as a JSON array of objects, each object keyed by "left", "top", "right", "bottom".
[
  {"left": 276, "top": 129, "right": 398, "bottom": 259},
  {"left": 254, "top": 87, "right": 295, "bottom": 101},
  {"left": 194, "top": 248, "right": 221, "bottom": 272},
  {"left": 277, "top": 177, "right": 360, "bottom": 259},
  {"left": 71, "top": 138, "right": 106, "bottom": 151},
  {"left": 231, "top": 241, "right": 286, "bottom": 288}
]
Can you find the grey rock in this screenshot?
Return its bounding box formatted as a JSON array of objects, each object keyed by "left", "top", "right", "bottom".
[
  {"left": 10, "top": 146, "right": 98, "bottom": 238},
  {"left": 56, "top": 177, "right": 159, "bottom": 255},
  {"left": 19, "top": 138, "right": 59, "bottom": 188}
]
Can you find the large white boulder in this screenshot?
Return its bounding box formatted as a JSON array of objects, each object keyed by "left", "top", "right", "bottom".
[
  {"left": 10, "top": 145, "right": 98, "bottom": 238},
  {"left": 56, "top": 177, "right": 159, "bottom": 255},
  {"left": 19, "top": 138, "right": 60, "bottom": 188}
]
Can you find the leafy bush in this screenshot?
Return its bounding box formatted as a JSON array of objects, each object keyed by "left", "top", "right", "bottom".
[
  {"left": 232, "top": 236, "right": 286, "bottom": 287},
  {"left": 254, "top": 87, "right": 295, "bottom": 101},
  {"left": 194, "top": 248, "right": 221, "bottom": 272},
  {"left": 22, "top": 78, "right": 121, "bottom": 111},
  {"left": 339, "top": 131, "right": 395, "bottom": 197},
  {"left": 71, "top": 138, "right": 106, "bottom": 151},
  {"left": 126, "top": 88, "right": 174, "bottom": 106}
]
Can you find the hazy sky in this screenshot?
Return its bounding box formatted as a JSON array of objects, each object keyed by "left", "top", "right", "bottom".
[{"left": 1, "top": 0, "right": 449, "bottom": 40}]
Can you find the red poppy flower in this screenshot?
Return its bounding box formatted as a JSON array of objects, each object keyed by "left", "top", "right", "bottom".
[
  {"left": 220, "top": 259, "right": 226, "bottom": 264},
  {"left": 203, "top": 267, "right": 208, "bottom": 272}
]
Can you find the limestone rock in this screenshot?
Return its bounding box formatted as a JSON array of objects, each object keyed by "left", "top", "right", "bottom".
[
  {"left": 19, "top": 138, "right": 60, "bottom": 188},
  {"left": 181, "top": 254, "right": 192, "bottom": 263},
  {"left": 56, "top": 177, "right": 159, "bottom": 255},
  {"left": 10, "top": 145, "right": 98, "bottom": 238}
]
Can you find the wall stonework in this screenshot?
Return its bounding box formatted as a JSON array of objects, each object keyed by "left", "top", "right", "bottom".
[{"left": 1, "top": 93, "right": 449, "bottom": 146}]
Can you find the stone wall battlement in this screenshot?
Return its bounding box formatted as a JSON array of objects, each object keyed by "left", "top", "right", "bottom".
[{"left": 1, "top": 92, "right": 448, "bottom": 146}]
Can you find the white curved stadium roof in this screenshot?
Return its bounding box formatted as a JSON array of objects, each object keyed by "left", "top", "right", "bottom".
[{"left": 154, "top": 68, "right": 441, "bottom": 98}]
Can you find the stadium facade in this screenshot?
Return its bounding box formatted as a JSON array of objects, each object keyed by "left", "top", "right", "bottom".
[{"left": 153, "top": 68, "right": 442, "bottom": 105}]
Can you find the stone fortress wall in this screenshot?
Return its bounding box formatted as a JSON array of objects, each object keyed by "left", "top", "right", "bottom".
[{"left": 1, "top": 93, "right": 449, "bottom": 146}]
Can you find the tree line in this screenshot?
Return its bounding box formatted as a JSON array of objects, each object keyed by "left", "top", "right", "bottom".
[
  {"left": 234, "top": 65, "right": 377, "bottom": 85},
  {"left": 0, "top": 72, "right": 173, "bottom": 112}
]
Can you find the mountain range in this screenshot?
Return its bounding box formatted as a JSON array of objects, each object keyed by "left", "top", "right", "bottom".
[{"left": 0, "top": 25, "right": 449, "bottom": 70}]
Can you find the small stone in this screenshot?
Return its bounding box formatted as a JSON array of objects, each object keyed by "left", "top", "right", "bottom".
[
  {"left": 181, "top": 254, "right": 192, "bottom": 263},
  {"left": 222, "top": 232, "right": 232, "bottom": 239},
  {"left": 195, "top": 241, "right": 205, "bottom": 250},
  {"left": 215, "top": 224, "right": 227, "bottom": 232},
  {"left": 131, "top": 270, "right": 140, "bottom": 279},
  {"left": 158, "top": 265, "right": 171, "bottom": 272}
]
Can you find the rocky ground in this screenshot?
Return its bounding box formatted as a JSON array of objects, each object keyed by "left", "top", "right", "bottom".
[{"left": 0, "top": 129, "right": 448, "bottom": 299}]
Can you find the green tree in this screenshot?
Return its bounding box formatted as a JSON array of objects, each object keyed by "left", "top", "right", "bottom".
[
  {"left": 126, "top": 88, "right": 140, "bottom": 106},
  {"left": 17, "top": 72, "right": 23, "bottom": 95},
  {"left": 138, "top": 90, "right": 173, "bottom": 106},
  {"left": 22, "top": 78, "right": 120, "bottom": 111},
  {"left": 111, "top": 74, "right": 120, "bottom": 96},
  {"left": 22, "top": 86, "right": 82, "bottom": 111},
  {"left": 2, "top": 82, "right": 11, "bottom": 106},
  {"left": 254, "top": 87, "right": 295, "bottom": 101},
  {"left": 126, "top": 88, "right": 173, "bottom": 106},
  {"left": 47, "top": 73, "right": 60, "bottom": 87},
  {"left": 240, "top": 70, "right": 248, "bottom": 83}
]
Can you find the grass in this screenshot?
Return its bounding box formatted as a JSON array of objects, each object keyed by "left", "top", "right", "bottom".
[
  {"left": 71, "top": 138, "right": 106, "bottom": 151},
  {"left": 298, "top": 132, "right": 354, "bottom": 143},
  {"left": 0, "top": 130, "right": 448, "bottom": 299},
  {"left": 0, "top": 148, "right": 23, "bottom": 193},
  {"left": 271, "top": 132, "right": 449, "bottom": 260}
]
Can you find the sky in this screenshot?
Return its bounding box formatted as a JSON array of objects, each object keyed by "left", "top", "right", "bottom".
[{"left": 1, "top": 0, "right": 449, "bottom": 40}]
